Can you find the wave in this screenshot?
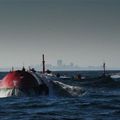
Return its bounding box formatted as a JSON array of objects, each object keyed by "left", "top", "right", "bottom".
[{"left": 51, "top": 81, "right": 85, "bottom": 97}]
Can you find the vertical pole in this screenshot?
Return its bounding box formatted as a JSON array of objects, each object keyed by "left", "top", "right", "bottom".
[
  {"left": 42, "top": 54, "right": 45, "bottom": 73},
  {"left": 103, "top": 62, "right": 106, "bottom": 76},
  {"left": 12, "top": 66, "right": 14, "bottom": 72}
]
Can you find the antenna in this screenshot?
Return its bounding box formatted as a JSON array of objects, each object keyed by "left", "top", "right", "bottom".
[
  {"left": 12, "top": 66, "right": 14, "bottom": 72},
  {"left": 22, "top": 66, "right": 25, "bottom": 71},
  {"left": 42, "top": 54, "right": 45, "bottom": 73},
  {"left": 103, "top": 62, "right": 106, "bottom": 76}
]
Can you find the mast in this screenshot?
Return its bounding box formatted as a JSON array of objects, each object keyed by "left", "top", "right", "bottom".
[
  {"left": 42, "top": 54, "right": 45, "bottom": 73},
  {"left": 103, "top": 62, "right": 106, "bottom": 76},
  {"left": 12, "top": 66, "right": 14, "bottom": 72}
]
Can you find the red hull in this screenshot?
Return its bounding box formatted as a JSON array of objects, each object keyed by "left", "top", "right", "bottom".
[
  {"left": 0, "top": 70, "right": 39, "bottom": 88},
  {"left": 0, "top": 70, "right": 49, "bottom": 97}
]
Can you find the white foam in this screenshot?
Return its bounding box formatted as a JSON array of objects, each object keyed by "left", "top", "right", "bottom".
[{"left": 52, "top": 81, "right": 85, "bottom": 97}]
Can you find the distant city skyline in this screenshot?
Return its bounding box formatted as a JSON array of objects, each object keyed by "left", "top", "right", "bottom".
[{"left": 1, "top": 59, "right": 120, "bottom": 71}]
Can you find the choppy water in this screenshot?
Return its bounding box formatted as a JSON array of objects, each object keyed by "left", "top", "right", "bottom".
[{"left": 0, "top": 71, "right": 120, "bottom": 120}]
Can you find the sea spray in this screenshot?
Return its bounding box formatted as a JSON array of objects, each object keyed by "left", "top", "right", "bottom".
[{"left": 52, "top": 81, "right": 85, "bottom": 97}]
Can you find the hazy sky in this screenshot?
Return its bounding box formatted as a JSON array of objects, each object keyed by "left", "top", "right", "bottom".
[{"left": 0, "top": 0, "right": 120, "bottom": 68}]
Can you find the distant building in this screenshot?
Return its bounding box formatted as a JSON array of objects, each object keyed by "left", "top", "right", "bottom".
[
  {"left": 57, "top": 60, "right": 63, "bottom": 67},
  {"left": 70, "top": 62, "right": 74, "bottom": 67}
]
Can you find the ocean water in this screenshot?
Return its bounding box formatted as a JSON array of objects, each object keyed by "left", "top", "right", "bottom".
[{"left": 0, "top": 71, "right": 120, "bottom": 120}]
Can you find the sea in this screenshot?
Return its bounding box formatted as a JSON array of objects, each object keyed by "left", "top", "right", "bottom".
[{"left": 0, "top": 71, "right": 120, "bottom": 120}]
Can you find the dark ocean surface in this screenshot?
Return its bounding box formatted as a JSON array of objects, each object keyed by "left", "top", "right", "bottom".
[{"left": 0, "top": 71, "right": 120, "bottom": 120}]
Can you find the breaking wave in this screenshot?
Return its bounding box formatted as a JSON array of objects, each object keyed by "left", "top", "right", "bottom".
[{"left": 51, "top": 81, "right": 85, "bottom": 97}]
